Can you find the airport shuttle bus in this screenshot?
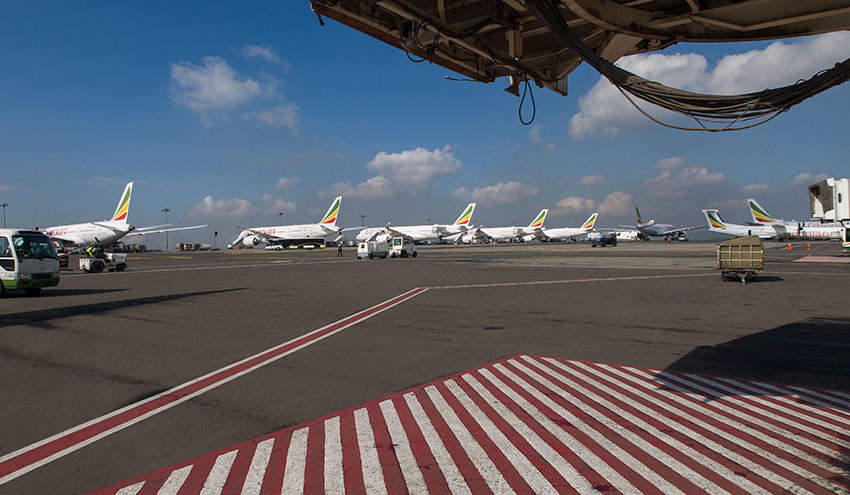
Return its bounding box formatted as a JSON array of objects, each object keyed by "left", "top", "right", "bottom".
[{"left": 0, "top": 229, "right": 60, "bottom": 296}]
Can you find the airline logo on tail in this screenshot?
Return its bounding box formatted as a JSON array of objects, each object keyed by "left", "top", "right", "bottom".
[
  {"left": 581, "top": 212, "right": 598, "bottom": 230},
  {"left": 320, "top": 196, "right": 342, "bottom": 226},
  {"left": 704, "top": 210, "right": 725, "bottom": 229},
  {"left": 749, "top": 199, "right": 778, "bottom": 223},
  {"left": 635, "top": 206, "right": 644, "bottom": 224},
  {"left": 453, "top": 203, "right": 476, "bottom": 226},
  {"left": 528, "top": 209, "right": 548, "bottom": 228},
  {"left": 111, "top": 182, "right": 133, "bottom": 223}
]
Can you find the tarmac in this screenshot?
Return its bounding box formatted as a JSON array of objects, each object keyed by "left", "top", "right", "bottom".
[{"left": 1, "top": 240, "right": 849, "bottom": 494}]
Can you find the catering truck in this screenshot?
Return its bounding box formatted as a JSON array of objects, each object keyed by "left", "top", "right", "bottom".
[{"left": 0, "top": 229, "right": 61, "bottom": 296}]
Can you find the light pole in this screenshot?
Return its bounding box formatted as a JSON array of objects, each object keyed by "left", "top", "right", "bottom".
[
  {"left": 277, "top": 212, "right": 285, "bottom": 223},
  {"left": 360, "top": 214, "right": 365, "bottom": 227},
  {"left": 161, "top": 208, "right": 170, "bottom": 251},
  {"left": 0, "top": 203, "right": 7, "bottom": 228}
]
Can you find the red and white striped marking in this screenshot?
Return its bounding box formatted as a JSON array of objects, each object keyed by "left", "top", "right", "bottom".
[
  {"left": 0, "top": 288, "right": 428, "bottom": 486},
  {"left": 90, "top": 355, "right": 850, "bottom": 495}
]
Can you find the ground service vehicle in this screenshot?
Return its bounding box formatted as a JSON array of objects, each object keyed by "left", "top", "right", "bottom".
[
  {"left": 842, "top": 226, "right": 849, "bottom": 255},
  {"left": 0, "top": 229, "right": 60, "bottom": 296},
  {"left": 358, "top": 240, "right": 389, "bottom": 259},
  {"left": 390, "top": 237, "right": 417, "bottom": 258},
  {"left": 717, "top": 235, "right": 763, "bottom": 284},
  {"left": 587, "top": 231, "right": 618, "bottom": 247},
  {"left": 79, "top": 252, "right": 127, "bottom": 273}
]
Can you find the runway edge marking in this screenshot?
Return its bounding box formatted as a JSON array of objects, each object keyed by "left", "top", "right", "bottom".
[
  {"left": 0, "top": 287, "right": 429, "bottom": 486},
  {"left": 88, "top": 355, "right": 850, "bottom": 495}
]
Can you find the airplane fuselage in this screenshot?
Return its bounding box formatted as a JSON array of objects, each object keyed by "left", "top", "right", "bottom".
[
  {"left": 478, "top": 226, "right": 526, "bottom": 241},
  {"left": 636, "top": 223, "right": 676, "bottom": 238},
  {"left": 540, "top": 227, "right": 588, "bottom": 240},
  {"left": 385, "top": 224, "right": 466, "bottom": 241},
  {"left": 45, "top": 221, "right": 132, "bottom": 246}
]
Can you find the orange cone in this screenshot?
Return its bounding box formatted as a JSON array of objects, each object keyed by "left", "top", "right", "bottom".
[
  {"left": 806, "top": 243, "right": 811, "bottom": 252},
  {"left": 787, "top": 243, "right": 792, "bottom": 251}
]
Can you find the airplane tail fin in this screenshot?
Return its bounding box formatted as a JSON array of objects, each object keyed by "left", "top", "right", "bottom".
[
  {"left": 110, "top": 182, "right": 133, "bottom": 224},
  {"left": 319, "top": 196, "right": 342, "bottom": 227},
  {"left": 453, "top": 203, "right": 476, "bottom": 227},
  {"left": 580, "top": 212, "right": 598, "bottom": 231},
  {"left": 748, "top": 198, "right": 779, "bottom": 224},
  {"left": 635, "top": 206, "right": 643, "bottom": 224},
  {"left": 703, "top": 209, "right": 726, "bottom": 230},
  {"left": 527, "top": 209, "right": 548, "bottom": 229}
]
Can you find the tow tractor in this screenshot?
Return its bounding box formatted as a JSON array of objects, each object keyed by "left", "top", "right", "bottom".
[{"left": 79, "top": 252, "right": 127, "bottom": 273}]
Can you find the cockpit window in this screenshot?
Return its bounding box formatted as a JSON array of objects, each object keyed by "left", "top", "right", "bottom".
[{"left": 12, "top": 235, "right": 58, "bottom": 260}]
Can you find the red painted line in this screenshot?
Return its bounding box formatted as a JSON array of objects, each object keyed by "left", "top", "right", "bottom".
[
  {"left": 339, "top": 412, "right": 364, "bottom": 495},
  {"left": 0, "top": 287, "right": 428, "bottom": 486},
  {"left": 367, "top": 403, "right": 407, "bottom": 495},
  {"left": 428, "top": 272, "right": 715, "bottom": 289},
  {"left": 303, "top": 422, "right": 325, "bottom": 494},
  {"left": 392, "top": 395, "right": 448, "bottom": 492}
]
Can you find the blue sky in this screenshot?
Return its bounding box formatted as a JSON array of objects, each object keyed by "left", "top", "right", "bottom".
[{"left": 1, "top": 2, "right": 848, "bottom": 245}]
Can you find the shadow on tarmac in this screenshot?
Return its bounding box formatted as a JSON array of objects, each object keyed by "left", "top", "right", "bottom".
[
  {"left": 0, "top": 288, "right": 248, "bottom": 328},
  {"left": 658, "top": 317, "right": 850, "bottom": 401}
]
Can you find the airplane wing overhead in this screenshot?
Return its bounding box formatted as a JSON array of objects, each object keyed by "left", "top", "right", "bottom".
[
  {"left": 659, "top": 225, "right": 705, "bottom": 236},
  {"left": 90, "top": 222, "right": 130, "bottom": 234},
  {"left": 125, "top": 224, "right": 207, "bottom": 236},
  {"left": 383, "top": 224, "right": 420, "bottom": 240}
]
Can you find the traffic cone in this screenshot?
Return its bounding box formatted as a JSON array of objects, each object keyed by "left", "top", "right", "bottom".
[
  {"left": 806, "top": 243, "right": 811, "bottom": 252},
  {"left": 787, "top": 243, "right": 792, "bottom": 251}
]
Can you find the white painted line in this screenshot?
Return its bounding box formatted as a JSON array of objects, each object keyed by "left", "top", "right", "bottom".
[
  {"left": 156, "top": 465, "right": 193, "bottom": 495},
  {"left": 424, "top": 385, "right": 514, "bottom": 495},
  {"left": 354, "top": 408, "right": 387, "bottom": 495},
  {"left": 404, "top": 392, "right": 471, "bottom": 495},
  {"left": 199, "top": 450, "right": 238, "bottom": 495},
  {"left": 240, "top": 439, "right": 274, "bottom": 495},
  {"left": 281, "top": 428, "right": 309, "bottom": 495},
  {"left": 114, "top": 481, "right": 144, "bottom": 495},
  {"left": 324, "top": 416, "right": 344, "bottom": 495},
  {"left": 378, "top": 400, "right": 427, "bottom": 494},
  {"left": 444, "top": 379, "right": 556, "bottom": 494}
]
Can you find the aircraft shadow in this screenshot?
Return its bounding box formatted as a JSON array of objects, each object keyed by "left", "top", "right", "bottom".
[
  {"left": 0, "top": 288, "right": 248, "bottom": 329},
  {"left": 657, "top": 317, "right": 850, "bottom": 408},
  {"left": 0, "top": 288, "right": 131, "bottom": 298}
]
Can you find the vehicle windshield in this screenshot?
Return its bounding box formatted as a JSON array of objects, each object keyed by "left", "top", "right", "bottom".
[
  {"left": 393, "top": 238, "right": 402, "bottom": 246},
  {"left": 12, "top": 235, "right": 58, "bottom": 260}
]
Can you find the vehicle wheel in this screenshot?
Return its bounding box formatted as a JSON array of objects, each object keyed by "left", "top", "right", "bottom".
[
  {"left": 25, "top": 288, "right": 41, "bottom": 296},
  {"left": 591, "top": 244, "right": 597, "bottom": 247},
  {"left": 412, "top": 252, "right": 417, "bottom": 258},
  {"left": 368, "top": 254, "right": 373, "bottom": 259},
  {"left": 91, "top": 261, "right": 104, "bottom": 273},
  {"left": 116, "top": 264, "right": 126, "bottom": 272},
  {"left": 0, "top": 283, "right": 5, "bottom": 297}
]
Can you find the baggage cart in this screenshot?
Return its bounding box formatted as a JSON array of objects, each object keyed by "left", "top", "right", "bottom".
[{"left": 717, "top": 236, "right": 763, "bottom": 284}]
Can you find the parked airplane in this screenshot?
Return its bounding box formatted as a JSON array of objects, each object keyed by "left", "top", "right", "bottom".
[
  {"left": 702, "top": 209, "right": 778, "bottom": 239},
  {"left": 747, "top": 198, "right": 843, "bottom": 239},
  {"left": 44, "top": 182, "right": 206, "bottom": 247},
  {"left": 231, "top": 196, "right": 343, "bottom": 248},
  {"left": 358, "top": 203, "right": 476, "bottom": 243},
  {"left": 463, "top": 209, "right": 548, "bottom": 243},
  {"left": 529, "top": 212, "right": 598, "bottom": 241},
  {"left": 621, "top": 207, "right": 703, "bottom": 241}
]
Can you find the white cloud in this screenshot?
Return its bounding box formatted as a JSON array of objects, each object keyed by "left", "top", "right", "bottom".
[
  {"left": 188, "top": 195, "right": 252, "bottom": 219},
  {"left": 742, "top": 184, "right": 769, "bottom": 193},
  {"left": 578, "top": 174, "right": 604, "bottom": 185},
  {"left": 171, "top": 56, "right": 267, "bottom": 126},
  {"left": 275, "top": 177, "right": 300, "bottom": 190},
  {"left": 0, "top": 184, "right": 17, "bottom": 192},
  {"left": 568, "top": 32, "right": 850, "bottom": 139},
  {"left": 529, "top": 125, "right": 555, "bottom": 152},
  {"left": 642, "top": 156, "right": 725, "bottom": 196},
  {"left": 452, "top": 181, "right": 539, "bottom": 206},
  {"left": 242, "top": 45, "right": 281, "bottom": 63},
  {"left": 790, "top": 172, "right": 829, "bottom": 185},
  {"left": 321, "top": 146, "right": 462, "bottom": 201},
  {"left": 554, "top": 196, "right": 596, "bottom": 214},
  {"left": 597, "top": 191, "right": 632, "bottom": 215},
  {"left": 243, "top": 103, "right": 299, "bottom": 131},
  {"left": 262, "top": 193, "right": 296, "bottom": 213}
]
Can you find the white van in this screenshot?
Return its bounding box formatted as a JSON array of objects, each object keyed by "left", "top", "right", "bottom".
[
  {"left": 390, "top": 236, "right": 417, "bottom": 258},
  {"left": 0, "top": 229, "right": 61, "bottom": 296},
  {"left": 357, "top": 240, "right": 389, "bottom": 259}
]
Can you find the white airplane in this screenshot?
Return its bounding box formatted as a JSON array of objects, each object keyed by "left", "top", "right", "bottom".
[
  {"left": 747, "top": 198, "right": 844, "bottom": 239},
  {"left": 621, "top": 206, "right": 704, "bottom": 241},
  {"left": 44, "top": 182, "right": 206, "bottom": 247},
  {"left": 463, "top": 209, "right": 549, "bottom": 243},
  {"left": 529, "top": 212, "right": 598, "bottom": 241},
  {"left": 357, "top": 203, "right": 476, "bottom": 243},
  {"left": 702, "top": 209, "right": 779, "bottom": 239},
  {"left": 231, "top": 196, "right": 343, "bottom": 248}
]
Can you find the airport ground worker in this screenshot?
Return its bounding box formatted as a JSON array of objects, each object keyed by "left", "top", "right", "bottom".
[{"left": 337, "top": 243, "right": 343, "bottom": 257}]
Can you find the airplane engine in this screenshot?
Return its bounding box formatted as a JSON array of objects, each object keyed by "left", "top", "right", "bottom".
[{"left": 242, "top": 235, "right": 262, "bottom": 248}]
